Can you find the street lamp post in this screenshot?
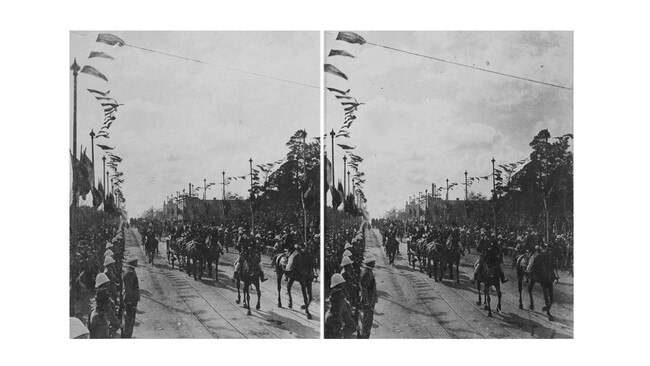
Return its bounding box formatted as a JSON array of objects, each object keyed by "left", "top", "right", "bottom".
[
  {"left": 102, "top": 156, "right": 106, "bottom": 198},
  {"left": 222, "top": 171, "right": 226, "bottom": 217}
]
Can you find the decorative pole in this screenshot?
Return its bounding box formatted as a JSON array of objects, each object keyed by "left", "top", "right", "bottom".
[
  {"left": 329, "top": 129, "right": 336, "bottom": 205},
  {"left": 491, "top": 157, "right": 497, "bottom": 230},
  {"left": 347, "top": 171, "right": 351, "bottom": 198},
  {"left": 203, "top": 178, "right": 207, "bottom": 200},
  {"left": 465, "top": 171, "right": 468, "bottom": 200},
  {"left": 249, "top": 158, "right": 255, "bottom": 235},
  {"left": 222, "top": 171, "right": 226, "bottom": 217},
  {"left": 89, "top": 130, "right": 95, "bottom": 176},
  {"left": 343, "top": 155, "right": 347, "bottom": 197},
  {"left": 102, "top": 156, "right": 106, "bottom": 198},
  {"left": 446, "top": 179, "right": 449, "bottom": 201},
  {"left": 71, "top": 59, "right": 80, "bottom": 159},
  {"left": 302, "top": 133, "right": 308, "bottom": 246}
]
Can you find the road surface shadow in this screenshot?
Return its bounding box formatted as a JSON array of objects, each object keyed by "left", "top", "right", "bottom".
[
  {"left": 496, "top": 311, "right": 572, "bottom": 339},
  {"left": 251, "top": 308, "right": 319, "bottom": 339}
]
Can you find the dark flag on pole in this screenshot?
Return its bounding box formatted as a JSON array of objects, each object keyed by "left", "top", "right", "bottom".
[
  {"left": 96, "top": 33, "right": 126, "bottom": 47},
  {"left": 71, "top": 152, "right": 91, "bottom": 199},
  {"left": 336, "top": 32, "right": 367, "bottom": 45},
  {"left": 80, "top": 65, "right": 108, "bottom": 82},
  {"left": 324, "top": 64, "right": 348, "bottom": 80}
]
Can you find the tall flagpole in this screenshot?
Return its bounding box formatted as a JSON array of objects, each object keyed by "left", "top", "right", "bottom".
[
  {"left": 203, "top": 178, "right": 206, "bottom": 200},
  {"left": 491, "top": 157, "right": 497, "bottom": 230},
  {"left": 302, "top": 133, "right": 308, "bottom": 246},
  {"left": 71, "top": 59, "right": 80, "bottom": 159},
  {"left": 89, "top": 130, "right": 95, "bottom": 185}
]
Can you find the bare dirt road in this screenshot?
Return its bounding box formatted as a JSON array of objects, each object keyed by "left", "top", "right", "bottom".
[{"left": 364, "top": 228, "right": 573, "bottom": 339}]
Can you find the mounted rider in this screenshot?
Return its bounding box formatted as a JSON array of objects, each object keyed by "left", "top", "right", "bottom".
[
  {"left": 233, "top": 231, "right": 268, "bottom": 282},
  {"left": 473, "top": 229, "right": 508, "bottom": 284}
]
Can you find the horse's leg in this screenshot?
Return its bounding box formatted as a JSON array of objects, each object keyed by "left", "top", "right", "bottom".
[
  {"left": 448, "top": 259, "right": 453, "bottom": 280},
  {"left": 301, "top": 280, "right": 312, "bottom": 319},
  {"left": 485, "top": 284, "right": 492, "bottom": 317},
  {"left": 236, "top": 278, "right": 241, "bottom": 304},
  {"left": 245, "top": 283, "right": 251, "bottom": 315},
  {"left": 477, "top": 280, "right": 482, "bottom": 305},
  {"left": 496, "top": 283, "right": 502, "bottom": 313},
  {"left": 276, "top": 268, "right": 283, "bottom": 307},
  {"left": 456, "top": 259, "right": 460, "bottom": 283},
  {"left": 528, "top": 279, "right": 535, "bottom": 311},
  {"left": 517, "top": 270, "right": 524, "bottom": 309},
  {"left": 287, "top": 277, "right": 294, "bottom": 309},
  {"left": 546, "top": 283, "right": 554, "bottom": 321},
  {"left": 255, "top": 281, "right": 261, "bottom": 310}
]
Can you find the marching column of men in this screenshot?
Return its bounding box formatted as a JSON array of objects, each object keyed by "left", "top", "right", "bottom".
[{"left": 325, "top": 223, "right": 378, "bottom": 339}]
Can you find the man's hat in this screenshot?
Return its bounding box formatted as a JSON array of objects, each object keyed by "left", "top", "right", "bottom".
[
  {"left": 330, "top": 273, "right": 346, "bottom": 288},
  {"left": 95, "top": 272, "right": 110, "bottom": 288},
  {"left": 342, "top": 249, "right": 353, "bottom": 257},
  {"left": 104, "top": 249, "right": 114, "bottom": 258},
  {"left": 344, "top": 242, "right": 352, "bottom": 249},
  {"left": 364, "top": 254, "right": 376, "bottom": 265},
  {"left": 105, "top": 241, "right": 113, "bottom": 249},
  {"left": 70, "top": 317, "right": 90, "bottom": 339},
  {"left": 341, "top": 256, "right": 353, "bottom": 267},
  {"left": 103, "top": 255, "right": 115, "bottom": 266}
]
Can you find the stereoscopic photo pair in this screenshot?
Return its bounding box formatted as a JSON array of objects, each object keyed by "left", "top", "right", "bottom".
[{"left": 69, "top": 31, "right": 573, "bottom": 339}]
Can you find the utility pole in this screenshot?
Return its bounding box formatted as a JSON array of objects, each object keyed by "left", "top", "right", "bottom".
[
  {"left": 446, "top": 179, "right": 449, "bottom": 201},
  {"left": 491, "top": 157, "right": 497, "bottom": 230},
  {"left": 222, "top": 171, "right": 226, "bottom": 218},
  {"left": 329, "top": 129, "right": 336, "bottom": 206},
  {"left": 302, "top": 133, "right": 308, "bottom": 246},
  {"left": 249, "top": 158, "right": 255, "bottom": 235},
  {"left": 465, "top": 171, "right": 468, "bottom": 201},
  {"left": 203, "top": 178, "right": 206, "bottom": 200}
]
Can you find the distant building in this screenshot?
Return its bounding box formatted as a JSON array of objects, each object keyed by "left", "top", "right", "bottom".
[{"left": 161, "top": 196, "right": 249, "bottom": 221}]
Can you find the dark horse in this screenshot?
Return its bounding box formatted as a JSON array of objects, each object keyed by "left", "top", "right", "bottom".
[
  {"left": 203, "top": 235, "right": 223, "bottom": 282},
  {"left": 185, "top": 240, "right": 204, "bottom": 281},
  {"left": 235, "top": 256, "right": 261, "bottom": 315},
  {"left": 385, "top": 235, "right": 399, "bottom": 265},
  {"left": 275, "top": 251, "right": 314, "bottom": 319},
  {"left": 516, "top": 252, "right": 556, "bottom": 321},
  {"left": 437, "top": 237, "right": 462, "bottom": 283},
  {"left": 476, "top": 260, "right": 502, "bottom": 317}
]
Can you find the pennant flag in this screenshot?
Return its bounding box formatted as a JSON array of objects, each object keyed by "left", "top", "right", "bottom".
[
  {"left": 336, "top": 32, "right": 366, "bottom": 45},
  {"left": 337, "top": 143, "right": 356, "bottom": 150},
  {"left": 326, "top": 87, "right": 350, "bottom": 95},
  {"left": 325, "top": 157, "right": 333, "bottom": 188},
  {"left": 324, "top": 64, "right": 348, "bottom": 80},
  {"left": 328, "top": 49, "right": 355, "bottom": 58},
  {"left": 96, "top": 33, "right": 126, "bottom": 47},
  {"left": 96, "top": 144, "right": 114, "bottom": 150},
  {"left": 80, "top": 65, "right": 108, "bottom": 82},
  {"left": 88, "top": 51, "right": 114, "bottom": 59},
  {"left": 87, "top": 89, "right": 109, "bottom": 96},
  {"left": 92, "top": 184, "right": 104, "bottom": 209},
  {"left": 335, "top": 94, "right": 354, "bottom": 100},
  {"left": 81, "top": 151, "right": 95, "bottom": 186}
]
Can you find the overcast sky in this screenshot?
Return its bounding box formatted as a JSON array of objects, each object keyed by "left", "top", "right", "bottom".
[
  {"left": 324, "top": 31, "right": 573, "bottom": 218},
  {"left": 71, "top": 31, "right": 319, "bottom": 217}
]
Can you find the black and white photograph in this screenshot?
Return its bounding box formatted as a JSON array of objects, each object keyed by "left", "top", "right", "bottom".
[
  {"left": 68, "top": 31, "right": 321, "bottom": 339},
  {"left": 324, "top": 31, "right": 573, "bottom": 339}
]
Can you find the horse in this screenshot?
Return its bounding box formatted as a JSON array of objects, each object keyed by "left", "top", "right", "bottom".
[
  {"left": 235, "top": 256, "right": 261, "bottom": 316},
  {"left": 385, "top": 235, "right": 399, "bottom": 265},
  {"left": 274, "top": 250, "right": 314, "bottom": 319},
  {"left": 438, "top": 236, "right": 462, "bottom": 283},
  {"left": 185, "top": 240, "right": 204, "bottom": 281},
  {"left": 475, "top": 260, "right": 502, "bottom": 317},
  {"left": 203, "top": 235, "right": 223, "bottom": 282},
  {"left": 516, "top": 252, "right": 556, "bottom": 321}
]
